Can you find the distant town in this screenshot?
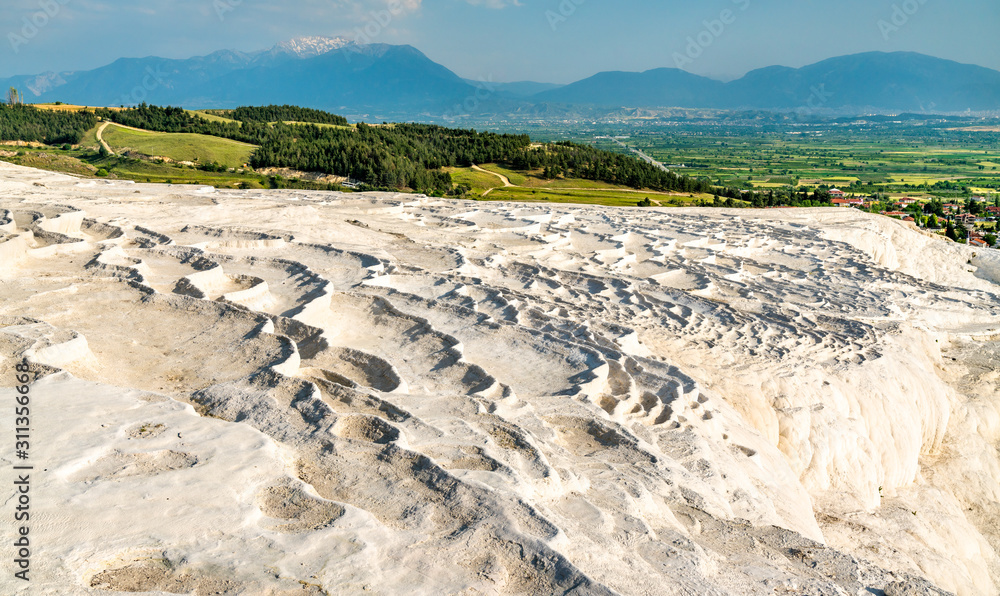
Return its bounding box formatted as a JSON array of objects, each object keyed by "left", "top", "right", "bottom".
[{"left": 828, "top": 188, "right": 1000, "bottom": 247}]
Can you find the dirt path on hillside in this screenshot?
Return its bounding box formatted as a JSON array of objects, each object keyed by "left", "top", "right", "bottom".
[
  {"left": 473, "top": 164, "right": 513, "bottom": 196},
  {"left": 95, "top": 122, "right": 115, "bottom": 156},
  {"left": 98, "top": 121, "right": 258, "bottom": 147},
  {"left": 471, "top": 164, "right": 693, "bottom": 201}
]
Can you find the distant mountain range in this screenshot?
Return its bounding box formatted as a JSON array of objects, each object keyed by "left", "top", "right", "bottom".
[
  {"left": 3, "top": 37, "right": 999, "bottom": 118},
  {"left": 546, "top": 52, "right": 1000, "bottom": 113}
]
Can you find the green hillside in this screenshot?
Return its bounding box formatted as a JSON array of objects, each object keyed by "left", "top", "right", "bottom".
[
  {"left": 1, "top": 103, "right": 738, "bottom": 206},
  {"left": 101, "top": 124, "right": 256, "bottom": 169}
]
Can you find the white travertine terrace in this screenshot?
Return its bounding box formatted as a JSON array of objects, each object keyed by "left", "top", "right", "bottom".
[{"left": 1, "top": 161, "right": 998, "bottom": 595}]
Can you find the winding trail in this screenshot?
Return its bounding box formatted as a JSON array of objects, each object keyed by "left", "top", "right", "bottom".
[
  {"left": 473, "top": 164, "right": 513, "bottom": 196},
  {"left": 475, "top": 164, "right": 678, "bottom": 202},
  {"left": 95, "top": 122, "right": 115, "bottom": 156},
  {"left": 472, "top": 164, "right": 513, "bottom": 187},
  {"left": 97, "top": 121, "right": 258, "bottom": 149}
]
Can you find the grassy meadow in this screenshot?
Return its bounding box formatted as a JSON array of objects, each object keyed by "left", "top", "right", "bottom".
[{"left": 100, "top": 124, "right": 256, "bottom": 168}]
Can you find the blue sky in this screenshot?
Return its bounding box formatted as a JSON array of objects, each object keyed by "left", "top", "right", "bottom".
[{"left": 2, "top": 0, "right": 998, "bottom": 82}]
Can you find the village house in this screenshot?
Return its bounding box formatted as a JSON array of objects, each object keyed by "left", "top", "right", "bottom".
[
  {"left": 955, "top": 213, "right": 977, "bottom": 226},
  {"left": 832, "top": 198, "right": 851, "bottom": 207},
  {"left": 829, "top": 189, "right": 846, "bottom": 199}
]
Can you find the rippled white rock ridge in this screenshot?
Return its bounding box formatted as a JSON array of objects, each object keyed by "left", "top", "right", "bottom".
[{"left": 1, "top": 160, "right": 997, "bottom": 595}]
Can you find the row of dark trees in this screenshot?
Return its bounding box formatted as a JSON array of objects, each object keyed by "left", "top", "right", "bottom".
[
  {"left": 0, "top": 104, "right": 97, "bottom": 144},
  {"left": 741, "top": 187, "right": 834, "bottom": 208},
  {"left": 227, "top": 105, "right": 349, "bottom": 126},
  {"left": 94, "top": 104, "right": 250, "bottom": 140},
  {"left": 95, "top": 104, "right": 348, "bottom": 136}
]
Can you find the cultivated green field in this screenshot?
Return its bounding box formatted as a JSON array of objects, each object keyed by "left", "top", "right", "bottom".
[
  {"left": 101, "top": 124, "right": 256, "bottom": 169},
  {"left": 584, "top": 125, "right": 1000, "bottom": 201}
]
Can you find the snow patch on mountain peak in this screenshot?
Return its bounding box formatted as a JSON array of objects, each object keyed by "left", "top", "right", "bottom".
[{"left": 272, "top": 36, "right": 354, "bottom": 58}]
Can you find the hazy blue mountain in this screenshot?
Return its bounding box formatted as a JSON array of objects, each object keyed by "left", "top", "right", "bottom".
[
  {"left": 467, "top": 80, "right": 565, "bottom": 98},
  {"left": 725, "top": 52, "right": 1000, "bottom": 112},
  {"left": 201, "top": 44, "right": 478, "bottom": 113},
  {"left": 1, "top": 39, "right": 478, "bottom": 115},
  {"left": 43, "top": 51, "right": 259, "bottom": 107},
  {"left": 1, "top": 71, "right": 79, "bottom": 98},
  {"left": 533, "top": 68, "right": 726, "bottom": 108},
  {"left": 532, "top": 52, "right": 1000, "bottom": 113}
]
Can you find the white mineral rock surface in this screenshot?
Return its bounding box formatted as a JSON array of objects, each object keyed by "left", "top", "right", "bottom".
[{"left": 1, "top": 161, "right": 998, "bottom": 595}]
